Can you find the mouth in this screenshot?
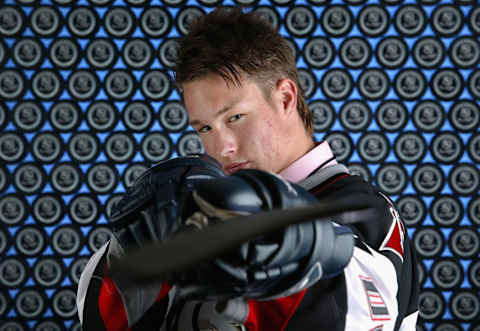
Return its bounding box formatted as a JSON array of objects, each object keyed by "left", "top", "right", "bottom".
[{"left": 224, "top": 161, "right": 250, "bottom": 175}]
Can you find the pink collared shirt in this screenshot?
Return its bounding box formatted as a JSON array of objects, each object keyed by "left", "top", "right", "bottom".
[{"left": 279, "top": 141, "right": 338, "bottom": 183}]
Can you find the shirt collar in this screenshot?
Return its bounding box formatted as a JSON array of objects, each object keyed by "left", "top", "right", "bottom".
[{"left": 279, "top": 141, "right": 338, "bottom": 183}]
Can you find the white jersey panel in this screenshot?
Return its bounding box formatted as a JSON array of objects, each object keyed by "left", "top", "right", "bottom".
[{"left": 344, "top": 246, "right": 399, "bottom": 331}]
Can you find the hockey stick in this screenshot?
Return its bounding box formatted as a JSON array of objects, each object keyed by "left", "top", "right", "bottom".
[{"left": 109, "top": 193, "right": 384, "bottom": 285}]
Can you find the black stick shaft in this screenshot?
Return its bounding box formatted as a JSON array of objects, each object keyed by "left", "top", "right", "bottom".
[{"left": 109, "top": 194, "right": 383, "bottom": 285}]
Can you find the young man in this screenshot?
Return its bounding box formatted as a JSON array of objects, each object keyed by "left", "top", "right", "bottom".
[{"left": 77, "top": 7, "right": 419, "bottom": 330}]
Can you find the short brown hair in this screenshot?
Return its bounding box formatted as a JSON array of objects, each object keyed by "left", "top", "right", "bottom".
[{"left": 174, "top": 7, "right": 314, "bottom": 136}]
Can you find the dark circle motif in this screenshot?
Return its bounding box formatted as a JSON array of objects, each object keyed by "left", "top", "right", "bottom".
[
  {"left": 412, "top": 37, "right": 446, "bottom": 69},
  {"left": 69, "top": 195, "right": 99, "bottom": 226},
  {"left": 431, "top": 259, "right": 463, "bottom": 290},
  {"left": 49, "top": 38, "right": 81, "bottom": 69},
  {"left": 32, "top": 194, "right": 63, "bottom": 226},
  {"left": 0, "top": 291, "right": 8, "bottom": 316},
  {"left": 346, "top": 163, "right": 372, "bottom": 183},
  {"left": 339, "top": 100, "right": 371, "bottom": 132},
  {"left": 15, "top": 226, "right": 45, "bottom": 256},
  {"left": 32, "top": 132, "right": 62, "bottom": 163},
  {"left": 30, "top": 6, "right": 61, "bottom": 37},
  {"left": 123, "top": 102, "right": 153, "bottom": 132},
  {"left": 86, "top": 39, "right": 117, "bottom": 70},
  {"left": 0, "top": 6, "right": 24, "bottom": 36},
  {"left": 105, "top": 70, "right": 135, "bottom": 101},
  {"left": 122, "top": 39, "right": 154, "bottom": 69},
  {"left": 449, "top": 37, "right": 480, "bottom": 69},
  {"left": 396, "top": 195, "right": 426, "bottom": 227},
  {"left": 431, "top": 5, "right": 463, "bottom": 37},
  {"left": 357, "top": 132, "right": 389, "bottom": 163},
  {"left": 13, "top": 164, "right": 45, "bottom": 194},
  {"left": 0, "top": 229, "right": 8, "bottom": 255},
  {"left": 467, "top": 70, "right": 480, "bottom": 99},
  {"left": 253, "top": 7, "right": 281, "bottom": 31},
  {"left": 357, "top": 69, "right": 389, "bottom": 100},
  {"left": 376, "top": 37, "right": 408, "bottom": 69},
  {"left": 158, "top": 38, "right": 180, "bottom": 69},
  {"left": 418, "top": 290, "right": 445, "bottom": 320},
  {"left": 309, "top": 100, "right": 335, "bottom": 132},
  {"left": 159, "top": 101, "right": 189, "bottom": 132},
  {"left": 304, "top": 37, "right": 335, "bottom": 69},
  {"left": 13, "top": 101, "right": 44, "bottom": 132},
  {"left": 86, "top": 102, "right": 118, "bottom": 132},
  {"left": 431, "top": 69, "right": 463, "bottom": 100},
  {"left": 140, "top": 7, "right": 172, "bottom": 38},
  {"left": 70, "top": 257, "right": 89, "bottom": 285},
  {"left": 357, "top": 5, "right": 389, "bottom": 37},
  {"left": 176, "top": 6, "right": 205, "bottom": 36},
  {"left": 321, "top": 6, "right": 353, "bottom": 37},
  {"left": 376, "top": 100, "right": 408, "bottom": 132},
  {"left": 467, "top": 196, "right": 480, "bottom": 226},
  {"left": 33, "top": 258, "right": 63, "bottom": 288},
  {"left": 31, "top": 70, "right": 62, "bottom": 100},
  {"left": 50, "top": 102, "right": 81, "bottom": 132},
  {"left": 123, "top": 164, "right": 148, "bottom": 189},
  {"left": 50, "top": 163, "right": 82, "bottom": 194},
  {"left": 51, "top": 226, "right": 82, "bottom": 257},
  {"left": 141, "top": 70, "right": 171, "bottom": 100},
  {"left": 0, "top": 166, "right": 7, "bottom": 193},
  {"left": 394, "top": 69, "right": 426, "bottom": 101},
  {"left": 177, "top": 132, "right": 205, "bottom": 156},
  {"left": 0, "top": 195, "right": 26, "bottom": 226},
  {"left": 104, "top": 194, "right": 123, "bottom": 219},
  {"left": 325, "top": 132, "right": 353, "bottom": 162},
  {"left": 449, "top": 228, "right": 479, "bottom": 259},
  {"left": 141, "top": 133, "right": 172, "bottom": 163},
  {"left": 0, "top": 70, "right": 25, "bottom": 100},
  {"left": 375, "top": 163, "right": 408, "bottom": 196},
  {"left": 449, "top": 164, "right": 479, "bottom": 196},
  {"left": 105, "top": 133, "right": 135, "bottom": 163},
  {"left": 394, "top": 132, "right": 426, "bottom": 164},
  {"left": 13, "top": 39, "right": 43, "bottom": 68},
  {"left": 430, "top": 132, "right": 463, "bottom": 164},
  {"left": 52, "top": 289, "right": 77, "bottom": 318},
  {"left": 430, "top": 195, "right": 462, "bottom": 227},
  {"left": 34, "top": 320, "right": 65, "bottom": 331},
  {"left": 67, "top": 7, "right": 98, "bottom": 38},
  {"left": 449, "top": 100, "right": 479, "bottom": 132},
  {"left": 285, "top": 37, "right": 300, "bottom": 62},
  {"left": 87, "top": 164, "right": 118, "bottom": 194},
  {"left": 285, "top": 6, "right": 316, "bottom": 37},
  {"left": 298, "top": 68, "right": 316, "bottom": 99},
  {"left": 412, "top": 164, "right": 444, "bottom": 195},
  {"left": 87, "top": 227, "right": 113, "bottom": 253},
  {"left": 0, "top": 258, "right": 27, "bottom": 288},
  {"left": 15, "top": 289, "right": 45, "bottom": 319},
  {"left": 68, "top": 70, "right": 99, "bottom": 101},
  {"left": 412, "top": 100, "right": 445, "bottom": 132},
  {"left": 321, "top": 69, "right": 353, "bottom": 100},
  {"left": 103, "top": 7, "right": 134, "bottom": 38},
  {"left": 413, "top": 227, "right": 444, "bottom": 259},
  {"left": 450, "top": 291, "right": 480, "bottom": 321},
  {"left": 0, "top": 133, "right": 26, "bottom": 163},
  {"left": 468, "top": 260, "right": 480, "bottom": 288},
  {"left": 432, "top": 322, "right": 462, "bottom": 331},
  {"left": 394, "top": 5, "right": 427, "bottom": 37},
  {"left": 468, "top": 7, "right": 480, "bottom": 35},
  {"left": 339, "top": 37, "right": 371, "bottom": 69},
  {"left": 68, "top": 133, "right": 100, "bottom": 164},
  {"left": 0, "top": 321, "right": 27, "bottom": 331}
]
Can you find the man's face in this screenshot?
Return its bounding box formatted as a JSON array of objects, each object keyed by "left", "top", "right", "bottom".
[{"left": 183, "top": 74, "right": 297, "bottom": 175}]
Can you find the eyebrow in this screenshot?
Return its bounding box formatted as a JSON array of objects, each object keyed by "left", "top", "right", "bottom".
[{"left": 188, "top": 104, "right": 235, "bottom": 127}]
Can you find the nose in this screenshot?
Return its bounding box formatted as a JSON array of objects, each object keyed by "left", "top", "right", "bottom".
[{"left": 213, "top": 129, "right": 237, "bottom": 159}]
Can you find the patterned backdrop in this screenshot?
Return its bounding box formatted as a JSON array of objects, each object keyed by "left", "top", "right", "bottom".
[{"left": 0, "top": 0, "right": 479, "bottom": 330}]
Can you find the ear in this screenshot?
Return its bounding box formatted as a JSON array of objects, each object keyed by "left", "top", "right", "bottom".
[{"left": 275, "top": 78, "right": 298, "bottom": 117}]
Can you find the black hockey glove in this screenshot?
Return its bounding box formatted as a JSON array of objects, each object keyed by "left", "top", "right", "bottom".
[
  {"left": 172, "top": 169, "right": 355, "bottom": 301},
  {"left": 107, "top": 155, "right": 225, "bottom": 252}
]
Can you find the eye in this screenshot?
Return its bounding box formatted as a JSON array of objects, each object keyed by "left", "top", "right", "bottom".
[
  {"left": 198, "top": 125, "right": 211, "bottom": 133},
  {"left": 228, "top": 114, "right": 243, "bottom": 122}
]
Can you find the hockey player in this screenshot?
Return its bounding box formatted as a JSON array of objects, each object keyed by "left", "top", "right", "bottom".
[{"left": 76, "top": 7, "right": 419, "bottom": 330}]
